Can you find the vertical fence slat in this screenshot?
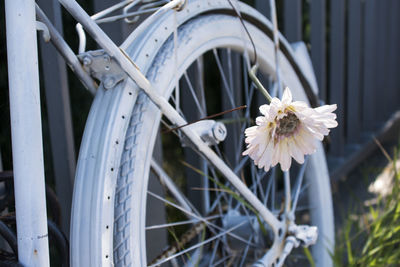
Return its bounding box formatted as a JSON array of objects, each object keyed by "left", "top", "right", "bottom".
[
  {"left": 283, "top": 0, "right": 302, "bottom": 42},
  {"left": 346, "top": 0, "right": 362, "bottom": 144},
  {"left": 146, "top": 135, "right": 167, "bottom": 261},
  {"left": 329, "top": 0, "right": 346, "bottom": 156},
  {"left": 375, "top": 0, "right": 389, "bottom": 121},
  {"left": 93, "top": 0, "right": 123, "bottom": 44},
  {"left": 310, "top": 0, "right": 327, "bottom": 101},
  {"left": 383, "top": 0, "right": 394, "bottom": 118},
  {"left": 37, "top": 0, "right": 75, "bottom": 236},
  {"left": 221, "top": 50, "right": 243, "bottom": 166},
  {"left": 181, "top": 63, "right": 205, "bottom": 212},
  {"left": 387, "top": 0, "right": 398, "bottom": 112},
  {"left": 255, "top": 0, "right": 271, "bottom": 19},
  {"left": 362, "top": 0, "right": 377, "bottom": 131},
  {"left": 395, "top": 0, "right": 400, "bottom": 104}
]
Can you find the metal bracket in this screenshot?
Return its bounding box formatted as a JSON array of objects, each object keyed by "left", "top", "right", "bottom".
[
  {"left": 252, "top": 224, "right": 318, "bottom": 267},
  {"left": 36, "top": 21, "right": 50, "bottom": 42},
  {"left": 183, "top": 120, "right": 227, "bottom": 146},
  {"left": 78, "top": 50, "right": 127, "bottom": 89},
  {"left": 288, "top": 224, "right": 318, "bottom": 247}
]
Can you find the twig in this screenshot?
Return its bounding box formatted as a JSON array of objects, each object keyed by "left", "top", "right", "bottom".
[{"left": 162, "top": 105, "right": 246, "bottom": 134}]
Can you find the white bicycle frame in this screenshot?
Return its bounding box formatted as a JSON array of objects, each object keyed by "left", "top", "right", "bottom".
[{"left": 5, "top": 0, "right": 317, "bottom": 266}]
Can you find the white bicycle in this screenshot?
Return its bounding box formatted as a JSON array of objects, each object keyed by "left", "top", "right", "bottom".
[{"left": 5, "top": 0, "right": 334, "bottom": 266}]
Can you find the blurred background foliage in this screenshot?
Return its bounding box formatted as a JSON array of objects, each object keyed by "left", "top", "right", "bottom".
[{"left": 332, "top": 141, "right": 400, "bottom": 266}]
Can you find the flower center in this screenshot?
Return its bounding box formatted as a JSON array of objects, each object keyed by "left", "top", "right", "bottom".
[{"left": 276, "top": 112, "right": 300, "bottom": 136}]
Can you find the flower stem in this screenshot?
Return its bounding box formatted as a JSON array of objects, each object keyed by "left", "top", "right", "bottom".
[{"left": 249, "top": 65, "right": 273, "bottom": 103}]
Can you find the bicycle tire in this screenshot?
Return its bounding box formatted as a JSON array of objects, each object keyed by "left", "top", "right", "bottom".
[{"left": 71, "top": 3, "right": 334, "bottom": 267}]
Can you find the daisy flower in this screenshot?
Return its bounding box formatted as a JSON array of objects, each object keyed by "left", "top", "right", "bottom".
[{"left": 243, "top": 87, "right": 338, "bottom": 172}]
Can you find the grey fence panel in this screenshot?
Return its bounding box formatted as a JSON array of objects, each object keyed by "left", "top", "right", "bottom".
[
  {"left": 376, "top": 0, "right": 389, "bottom": 122},
  {"left": 310, "top": 0, "right": 327, "bottom": 101},
  {"left": 221, "top": 50, "right": 243, "bottom": 167},
  {"left": 329, "top": 0, "right": 346, "bottom": 156},
  {"left": 362, "top": 0, "right": 377, "bottom": 131},
  {"left": 397, "top": 0, "right": 400, "bottom": 104},
  {"left": 394, "top": 0, "right": 400, "bottom": 104},
  {"left": 181, "top": 61, "right": 208, "bottom": 213},
  {"left": 283, "top": 0, "right": 302, "bottom": 42},
  {"left": 37, "top": 0, "right": 76, "bottom": 236},
  {"left": 387, "top": 0, "right": 399, "bottom": 112},
  {"left": 93, "top": 0, "right": 124, "bottom": 44},
  {"left": 346, "top": 0, "right": 362, "bottom": 144},
  {"left": 146, "top": 135, "right": 167, "bottom": 261},
  {"left": 255, "top": 0, "right": 270, "bottom": 19}
]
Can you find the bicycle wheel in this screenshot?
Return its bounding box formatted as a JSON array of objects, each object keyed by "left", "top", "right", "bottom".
[{"left": 71, "top": 3, "right": 334, "bottom": 267}]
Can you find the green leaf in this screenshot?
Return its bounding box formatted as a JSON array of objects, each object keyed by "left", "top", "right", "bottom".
[{"left": 303, "top": 247, "right": 316, "bottom": 267}]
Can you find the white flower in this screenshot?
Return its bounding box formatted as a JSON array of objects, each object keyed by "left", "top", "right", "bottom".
[{"left": 243, "top": 87, "right": 338, "bottom": 172}]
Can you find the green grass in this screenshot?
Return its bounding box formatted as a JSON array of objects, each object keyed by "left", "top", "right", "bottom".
[{"left": 332, "top": 144, "right": 400, "bottom": 267}]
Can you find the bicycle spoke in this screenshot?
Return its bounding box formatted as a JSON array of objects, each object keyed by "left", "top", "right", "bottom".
[
  {"left": 270, "top": 79, "right": 279, "bottom": 98},
  {"left": 183, "top": 71, "right": 206, "bottom": 117},
  {"left": 238, "top": 234, "right": 253, "bottom": 267},
  {"left": 151, "top": 159, "right": 197, "bottom": 214},
  {"left": 270, "top": 168, "right": 277, "bottom": 211},
  {"left": 294, "top": 205, "right": 315, "bottom": 212},
  {"left": 208, "top": 238, "right": 220, "bottom": 265},
  {"left": 235, "top": 84, "right": 255, "bottom": 164},
  {"left": 232, "top": 165, "right": 266, "bottom": 212},
  {"left": 169, "top": 92, "right": 186, "bottom": 120},
  {"left": 233, "top": 156, "right": 249, "bottom": 174},
  {"left": 211, "top": 255, "right": 235, "bottom": 267},
  {"left": 148, "top": 191, "right": 257, "bottom": 247},
  {"left": 227, "top": 48, "right": 234, "bottom": 91},
  {"left": 208, "top": 166, "right": 230, "bottom": 204},
  {"left": 290, "top": 157, "right": 309, "bottom": 215},
  {"left": 195, "top": 57, "right": 207, "bottom": 113},
  {"left": 284, "top": 171, "right": 291, "bottom": 214},
  {"left": 148, "top": 221, "right": 247, "bottom": 267},
  {"left": 253, "top": 164, "right": 266, "bottom": 200},
  {"left": 212, "top": 49, "right": 236, "bottom": 109},
  {"left": 201, "top": 159, "right": 211, "bottom": 214},
  {"left": 145, "top": 215, "right": 220, "bottom": 230},
  {"left": 263, "top": 169, "right": 275, "bottom": 206}
]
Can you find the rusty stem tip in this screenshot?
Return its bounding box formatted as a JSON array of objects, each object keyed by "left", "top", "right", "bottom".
[{"left": 162, "top": 105, "right": 247, "bottom": 134}]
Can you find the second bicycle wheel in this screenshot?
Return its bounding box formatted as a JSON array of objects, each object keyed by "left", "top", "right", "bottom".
[{"left": 71, "top": 3, "right": 334, "bottom": 267}]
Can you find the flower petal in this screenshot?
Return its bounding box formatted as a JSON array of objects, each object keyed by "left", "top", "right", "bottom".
[
  {"left": 315, "top": 104, "right": 337, "bottom": 114},
  {"left": 258, "top": 141, "right": 274, "bottom": 171},
  {"left": 289, "top": 138, "right": 305, "bottom": 164},
  {"left": 282, "top": 87, "right": 292, "bottom": 105},
  {"left": 279, "top": 141, "right": 292, "bottom": 171},
  {"left": 259, "top": 104, "right": 270, "bottom": 115}
]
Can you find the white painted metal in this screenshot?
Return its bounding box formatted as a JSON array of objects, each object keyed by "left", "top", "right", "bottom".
[
  {"left": 269, "top": 0, "right": 284, "bottom": 95},
  {"left": 35, "top": 5, "right": 97, "bottom": 94},
  {"left": 5, "top": 0, "right": 50, "bottom": 266},
  {"left": 291, "top": 41, "right": 319, "bottom": 96},
  {"left": 150, "top": 159, "right": 194, "bottom": 213},
  {"left": 76, "top": 0, "right": 134, "bottom": 53}
]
